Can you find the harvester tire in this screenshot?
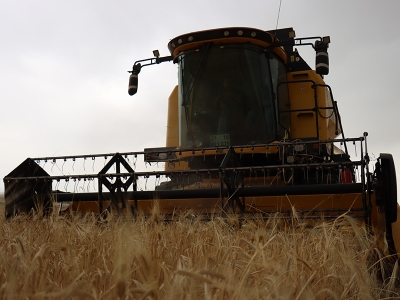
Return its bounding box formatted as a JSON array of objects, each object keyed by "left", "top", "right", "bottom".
[{"left": 380, "top": 153, "right": 398, "bottom": 256}]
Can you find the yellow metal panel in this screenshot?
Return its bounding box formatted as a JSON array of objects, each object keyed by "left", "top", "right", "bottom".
[
  {"left": 288, "top": 72, "right": 317, "bottom": 138},
  {"left": 69, "top": 193, "right": 364, "bottom": 220},
  {"left": 166, "top": 86, "right": 179, "bottom": 148},
  {"left": 287, "top": 71, "right": 339, "bottom": 140}
]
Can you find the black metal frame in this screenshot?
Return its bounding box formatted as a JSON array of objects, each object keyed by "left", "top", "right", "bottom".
[
  {"left": 219, "top": 147, "right": 245, "bottom": 214},
  {"left": 3, "top": 137, "right": 372, "bottom": 221},
  {"left": 98, "top": 153, "right": 136, "bottom": 215},
  {"left": 277, "top": 81, "right": 346, "bottom": 149}
]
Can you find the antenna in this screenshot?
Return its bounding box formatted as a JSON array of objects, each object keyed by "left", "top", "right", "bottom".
[{"left": 274, "top": 0, "right": 283, "bottom": 34}]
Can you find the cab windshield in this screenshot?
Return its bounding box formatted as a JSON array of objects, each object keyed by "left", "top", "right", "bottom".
[{"left": 178, "top": 43, "right": 281, "bottom": 148}]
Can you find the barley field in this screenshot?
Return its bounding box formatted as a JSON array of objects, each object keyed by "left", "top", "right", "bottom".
[{"left": 0, "top": 198, "right": 399, "bottom": 299}]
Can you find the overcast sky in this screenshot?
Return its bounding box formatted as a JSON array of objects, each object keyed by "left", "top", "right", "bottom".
[{"left": 1, "top": 0, "right": 400, "bottom": 194}]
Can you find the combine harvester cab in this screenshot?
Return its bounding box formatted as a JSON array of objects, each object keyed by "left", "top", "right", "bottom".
[{"left": 4, "top": 27, "right": 400, "bottom": 259}]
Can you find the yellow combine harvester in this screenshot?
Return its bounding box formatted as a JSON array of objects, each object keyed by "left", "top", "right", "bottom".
[{"left": 4, "top": 27, "right": 400, "bottom": 258}]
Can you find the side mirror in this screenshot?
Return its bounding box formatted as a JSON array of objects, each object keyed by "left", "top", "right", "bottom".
[
  {"left": 315, "top": 37, "right": 330, "bottom": 75},
  {"left": 128, "top": 64, "right": 142, "bottom": 96},
  {"left": 128, "top": 73, "right": 138, "bottom": 96}
]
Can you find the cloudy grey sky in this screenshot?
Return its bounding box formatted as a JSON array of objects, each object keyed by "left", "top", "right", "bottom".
[{"left": 1, "top": 0, "right": 400, "bottom": 193}]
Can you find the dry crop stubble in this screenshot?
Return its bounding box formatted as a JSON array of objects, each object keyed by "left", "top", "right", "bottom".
[{"left": 0, "top": 204, "right": 399, "bottom": 299}]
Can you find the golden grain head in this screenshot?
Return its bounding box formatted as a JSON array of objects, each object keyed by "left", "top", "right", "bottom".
[{"left": 0, "top": 207, "right": 398, "bottom": 299}]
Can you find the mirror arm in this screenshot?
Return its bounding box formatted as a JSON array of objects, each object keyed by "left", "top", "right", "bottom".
[
  {"left": 129, "top": 55, "right": 173, "bottom": 73},
  {"left": 128, "top": 55, "right": 173, "bottom": 96}
]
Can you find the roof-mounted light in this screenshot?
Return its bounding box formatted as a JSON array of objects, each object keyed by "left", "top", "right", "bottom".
[
  {"left": 153, "top": 50, "right": 160, "bottom": 57},
  {"left": 322, "top": 36, "right": 330, "bottom": 44}
]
